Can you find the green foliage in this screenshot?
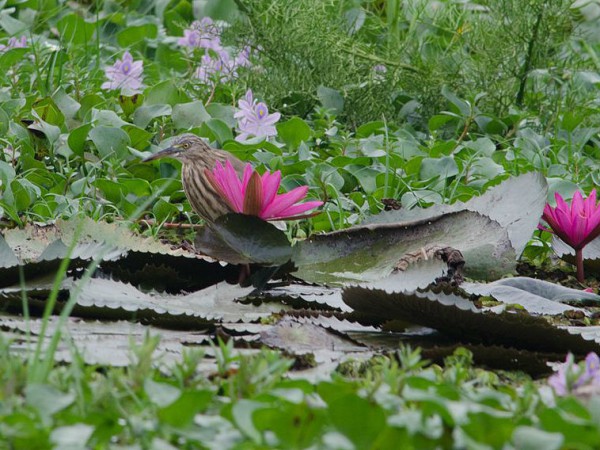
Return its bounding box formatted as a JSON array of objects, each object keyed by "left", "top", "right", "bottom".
[
  {"left": 2, "top": 340, "right": 600, "bottom": 449},
  {"left": 1, "top": 0, "right": 600, "bottom": 444},
  {"left": 234, "top": 0, "right": 596, "bottom": 127}
]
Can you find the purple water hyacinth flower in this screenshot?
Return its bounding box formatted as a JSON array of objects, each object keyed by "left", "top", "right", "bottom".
[
  {"left": 178, "top": 18, "right": 222, "bottom": 51},
  {"left": 234, "top": 89, "right": 256, "bottom": 117},
  {"left": 204, "top": 161, "right": 323, "bottom": 221},
  {"left": 234, "top": 90, "right": 280, "bottom": 141},
  {"left": 0, "top": 35, "right": 27, "bottom": 52},
  {"left": 235, "top": 46, "right": 252, "bottom": 67},
  {"left": 101, "top": 51, "right": 143, "bottom": 92},
  {"left": 549, "top": 352, "right": 600, "bottom": 396},
  {"left": 194, "top": 51, "right": 231, "bottom": 84}
]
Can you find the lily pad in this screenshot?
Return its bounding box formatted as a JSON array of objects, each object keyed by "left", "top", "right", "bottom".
[
  {"left": 294, "top": 210, "right": 513, "bottom": 284},
  {"left": 0, "top": 314, "right": 259, "bottom": 368},
  {"left": 260, "top": 318, "right": 364, "bottom": 354},
  {"left": 259, "top": 284, "right": 349, "bottom": 311},
  {"left": 462, "top": 277, "right": 600, "bottom": 315},
  {"left": 72, "top": 278, "right": 281, "bottom": 324},
  {"left": 195, "top": 214, "right": 293, "bottom": 265},
  {"left": 365, "top": 172, "right": 547, "bottom": 257},
  {"left": 342, "top": 285, "right": 600, "bottom": 354}
]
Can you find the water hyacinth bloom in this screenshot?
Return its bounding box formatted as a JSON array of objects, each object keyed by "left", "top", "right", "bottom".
[
  {"left": 0, "top": 35, "right": 27, "bottom": 52},
  {"left": 101, "top": 51, "right": 143, "bottom": 92},
  {"left": 194, "top": 52, "right": 228, "bottom": 84},
  {"left": 204, "top": 161, "right": 323, "bottom": 221},
  {"left": 549, "top": 352, "right": 600, "bottom": 396},
  {"left": 234, "top": 46, "right": 252, "bottom": 68},
  {"left": 234, "top": 89, "right": 280, "bottom": 141},
  {"left": 235, "top": 89, "right": 256, "bottom": 117},
  {"left": 541, "top": 189, "right": 600, "bottom": 282},
  {"left": 178, "top": 18, "right": 222, "bottom": 51}
]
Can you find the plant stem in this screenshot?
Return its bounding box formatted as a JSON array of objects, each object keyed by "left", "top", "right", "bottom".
[
  {"left": 516, "top": 6, "right": 544, "bottom": 107},
  {"left": 576, "top": 248, "right": 584, "bottom": 283}
]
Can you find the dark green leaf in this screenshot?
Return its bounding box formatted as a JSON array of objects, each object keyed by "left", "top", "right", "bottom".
[{"left": 195, "top": 214, "right": 293, "bottom": 265}]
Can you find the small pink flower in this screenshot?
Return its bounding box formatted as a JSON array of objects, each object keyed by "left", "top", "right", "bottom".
[
  {"left": 204, "top": 161, "right": 323, "bottom": 221},
  {"left": 101, "top": 51, "right": 144, "bottom": 92}
]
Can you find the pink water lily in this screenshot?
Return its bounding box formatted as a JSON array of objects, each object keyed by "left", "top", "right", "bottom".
[
  {"left": 541, "top": 189, "right": 600, "bottom": 282},
  {"left": 204, "top": 161, "right": 323, "bottom": 221}
]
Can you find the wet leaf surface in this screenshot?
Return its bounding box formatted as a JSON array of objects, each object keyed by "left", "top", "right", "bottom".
[
  {"left": 295, "top": 210, "right": 513, "bottom": 284},
  {"left": 195, "top": 213, "right": 293, "bottom": 265},
  {"left": 462, "top": 277, "right": 600, "bottom": 314},
  {"left": 342, "top": 285, "right": 600, "bottom": 354}
]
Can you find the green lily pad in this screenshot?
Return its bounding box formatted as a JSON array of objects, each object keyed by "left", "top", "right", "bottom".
[
  {"left": 294, "top": 210, "right": 513, "bottom": 284},
  {"left": 342, "top": 285, "right": 600, "bottom": 354},
  {"left": 195, "top": 214, "right": 293, "bottom": 265}
]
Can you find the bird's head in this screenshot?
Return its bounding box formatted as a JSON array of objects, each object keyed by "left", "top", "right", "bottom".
[{"left": 143, "top": 134, "right": 209, "bottom": 163}]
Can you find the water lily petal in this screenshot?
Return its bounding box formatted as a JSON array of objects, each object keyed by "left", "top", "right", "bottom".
[
  {"left": 243, "top": 171, "right": 263, "bottom": 216},
  {"left": 571, "top": 191, "right": 584, "bottom": 222},
  {"left": 260, "top": 185, "right": 309, "bottom": 219},
  {"left": 261, "top": 170, "right": 281, "bottom": 211},
  {"left": 268, "top": 200, "right": 324, "bottom": 220}
]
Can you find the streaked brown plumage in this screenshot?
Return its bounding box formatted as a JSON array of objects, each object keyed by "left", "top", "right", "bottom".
[{"left": 143, "top": 134, "right": 246, "bottom": 224}]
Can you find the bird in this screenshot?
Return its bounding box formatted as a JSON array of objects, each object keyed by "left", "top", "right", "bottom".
[{"left": 143, "top": 134, "right": 246, "bottom": 224}]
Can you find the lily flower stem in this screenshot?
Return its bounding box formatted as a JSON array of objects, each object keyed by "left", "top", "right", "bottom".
[{"left": 576, "top": 248, "right": 585, "bottom": 283}]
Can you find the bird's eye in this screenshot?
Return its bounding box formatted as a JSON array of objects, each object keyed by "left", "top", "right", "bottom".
[{"left": 182, "top": 142, "right": 190, "bottom": 149}]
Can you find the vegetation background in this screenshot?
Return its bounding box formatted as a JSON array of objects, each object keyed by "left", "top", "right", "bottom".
[{"left": 1, "top": 0, "right": 600, "bottom": 447}]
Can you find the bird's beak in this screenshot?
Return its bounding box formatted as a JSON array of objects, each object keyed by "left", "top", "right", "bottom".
[{"left": 142, "top": 145, "right": 182, "bottom": 162}]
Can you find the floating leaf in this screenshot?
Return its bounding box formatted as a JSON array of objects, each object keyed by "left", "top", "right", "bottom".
[
  {"left": 172, "top": 101, "right": 210, "bottom": 129},
  {"left": 73, "top": 278, "right": 279, "bottom": 323},
  {"left": 552, "top": 237, "right": 600, "bottom": 273},
  {"left": 317, "top": 86, "right": 344, "bottom": 115},
  {"left": 462, "top": 277, "right": 600, "bottom": 315},
  {"left": 260, "top": 318, "right": 363, "bottom": 354},
  {"left": 195, "top": 214, "right": 293, "bottom": 265},
  {"left": 133, "top": 104, "right": 172, "bottom": 129},
  {"left": 89, "top": 126, "right": 130, "bottom": 159},
  {"left": 365, "top": 172, "right": 548, "bottom": 258},
  {"left": 0, "top": 314, "right": 258, "bottom": 368},
  {"left": 342, "top": 285, "right": 600, "bottom": 354},
  {"left": 259, "top": 284, "right": 349, "bottom": 311},
  {"left": 276, "top": 117, "right": 312, "bottom": 149},
  {"left": 295, "top": 210, "right": 513, "bottom": 284}
]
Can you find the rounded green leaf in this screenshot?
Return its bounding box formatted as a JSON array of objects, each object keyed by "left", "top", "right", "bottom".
[
  {"left": 68, "top": 123, "right": 92, "bottom": 156},
  {"left": 133, "top": 104, "right": 172, "bottom": 129},
  {"left": 117, "top": 23, "right": 157, "bottom": 47},
  {"left": 317, "top": 85, "right": 344, "bottom": 115},
  {"left": 145, "top": 80, "right": 190, "bottom": 106},
  {"left": 172, "top": 101, "right": 210, "bottom": 129},
  {"left": 276, "top": 117, "right": 311, "bottom": 149},
  {"left": 89, "top": 126, "right": 131, "bottom": 159},
  {"left": 420, "top": 156, "right": 459, "bottom": 180}
]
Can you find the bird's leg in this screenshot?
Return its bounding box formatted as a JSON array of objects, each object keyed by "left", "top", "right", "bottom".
[{"left": 237, "top": 263, "right": 251, "bottom": 285}]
